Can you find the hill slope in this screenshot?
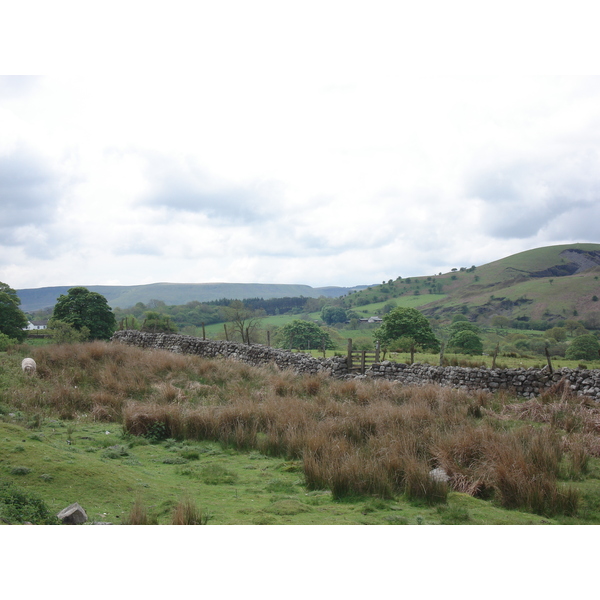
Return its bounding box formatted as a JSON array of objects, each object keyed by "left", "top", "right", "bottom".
[
  {"left": 345, "top": 243, "right": 600, "bottom": 325},
  {"left": 16, "top": 282, "right": 370, "bottom": 312}
]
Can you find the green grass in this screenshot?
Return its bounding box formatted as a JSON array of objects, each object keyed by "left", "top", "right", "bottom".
[{"left": 0, "top": 420, "right": 565, "bottom": 525}]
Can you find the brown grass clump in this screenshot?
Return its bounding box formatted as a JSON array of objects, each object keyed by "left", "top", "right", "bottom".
[
  {"left": 124, "top": 496, "right": 154, "bottom": 525},
  {"left": 170, "top": 497, "right": 207, "bottom": 525}
]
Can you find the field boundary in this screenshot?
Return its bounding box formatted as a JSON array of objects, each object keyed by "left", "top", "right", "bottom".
[{"left": 111, "top": 330, "right": 600, "bottom": 401}]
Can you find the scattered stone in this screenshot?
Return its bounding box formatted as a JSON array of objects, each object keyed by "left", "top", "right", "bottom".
[{"left": 57, "top": 502, "right": 88, "bottom": 525}]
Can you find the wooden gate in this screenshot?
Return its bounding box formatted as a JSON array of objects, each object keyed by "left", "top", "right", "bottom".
[{"left": 347, "top": 339, "right": 380, "bottom": 374}]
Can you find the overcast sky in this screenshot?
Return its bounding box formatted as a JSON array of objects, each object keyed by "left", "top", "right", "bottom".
[{"left": 2, "top": 1, "right": 600, "bottom": 291}]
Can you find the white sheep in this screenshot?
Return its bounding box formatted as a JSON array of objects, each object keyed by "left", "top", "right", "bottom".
[{"left": 21, "top": 357, "right": 37, "bottom": 375}]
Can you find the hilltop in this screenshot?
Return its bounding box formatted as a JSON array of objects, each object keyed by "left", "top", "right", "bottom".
[{"left": 343, "top": 243, "right": 600, "bottom": 326}]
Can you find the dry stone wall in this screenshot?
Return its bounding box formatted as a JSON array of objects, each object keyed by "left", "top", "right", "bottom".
[
  {"left": 111, "top": 331, "right": 600, "bottom": 401},
  {"left": 369, "top": 361, "right": 600, "bottom": 400},
  {"left": 111, "top": 330, "right": 348, "bottom": 377}
]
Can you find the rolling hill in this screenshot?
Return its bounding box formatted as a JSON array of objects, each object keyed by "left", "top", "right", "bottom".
[
  {"left": 344, "top": 243, "right": 600, "bottom": 326},
  {"left": 16, "top": 282, "right": 371, "bottom": 313},
  {"left": 15, "top": 244, "right": 600, "bottom": 326}
]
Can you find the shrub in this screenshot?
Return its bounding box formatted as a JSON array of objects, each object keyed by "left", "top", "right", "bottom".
[
  {"left": 0, "top": 333, "right": 17, "bottom": 351},
  {"left": 0, "top": 480, "right": 57, "bottom": 524},
  {"left": 565, "top": 335, "right": 600, "bottom": 361}
]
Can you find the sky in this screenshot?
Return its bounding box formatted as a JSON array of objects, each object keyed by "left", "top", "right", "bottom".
[{"left": 2, "top": 1, "right": 600, "bottom": 291}]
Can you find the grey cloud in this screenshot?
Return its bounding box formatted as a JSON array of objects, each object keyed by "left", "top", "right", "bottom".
[
  {"left": 467, "top": 153, "right": 600, "bottom": 240},
  {"left": 139, "top": 156, "right": 278, "bottom": 225},
  {"left": 0, "top": 147, "right": 62, "bottom": 238}
]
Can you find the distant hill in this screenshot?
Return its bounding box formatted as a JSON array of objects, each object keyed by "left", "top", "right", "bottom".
[
  {"left": 16, "top": 282, "right": 371, "bottom": 313},
  {"left": 344, "top": 243, "right": 600, "bottom": 326}
]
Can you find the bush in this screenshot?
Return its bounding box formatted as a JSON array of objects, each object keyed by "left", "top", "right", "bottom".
[
  {"left": 0, "top": 333, "right": 17, "bottom": 351},
  {"left": 565, "top": 335, "right": 600, "bottom": 361},
  {"left": 0, "top": 480, "right": 57, "bottom": 524}
]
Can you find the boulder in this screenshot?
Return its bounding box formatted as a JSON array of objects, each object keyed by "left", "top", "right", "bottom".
[{"left": 57, "top": 502, "right": 88, "bottom": 525}]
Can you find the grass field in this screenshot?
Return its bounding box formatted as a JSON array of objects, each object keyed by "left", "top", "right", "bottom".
[{"left": 3, "top": 341, "right": 600, "bottom": 525}]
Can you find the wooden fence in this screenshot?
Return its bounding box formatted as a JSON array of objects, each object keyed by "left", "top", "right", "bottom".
[{"left": 347, "top": 339, "right": 381, "bottom": 374}]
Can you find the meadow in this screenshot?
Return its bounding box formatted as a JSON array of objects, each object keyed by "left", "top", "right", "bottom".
[{"left": 2, "top": 340, "right": 600, "bottom": 525}]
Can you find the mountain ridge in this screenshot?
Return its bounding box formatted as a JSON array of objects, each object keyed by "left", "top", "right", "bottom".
[{"left": 16, "top": 282, "right": 372, "bottom": 313}]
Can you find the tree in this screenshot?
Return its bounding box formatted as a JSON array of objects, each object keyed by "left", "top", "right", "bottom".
[
  {"left": 275, "top": 320, "right": 335, "bottom": 350},
  {"left": 448, "top": 330, "right": 483, "bottom": 355},
  {"left": 0, "top": 282, "right": 28, "bottom": 342},
  {"left": 141, "top": 311, "right": 178, "bottom": 333},
  {"left": 321, "top": 306, "right": 347, "bottom": 325},
  {"left": 51, "top": 287, "right": 116, "bottom": 340},
  {"left": 449, "top": 321, "right": 480, "bottom": 335},
  {"left": 491, "top": 315, "right": 511, "bottom": 329},
  {"left": 565, "top": 335, "right": 600, "bottom": 361},
  {"left": 221, "top": 301, "right": 265, "bottom": 344},
  {"left": 373, "top": 307, "right": 440, "bottom": 353}
]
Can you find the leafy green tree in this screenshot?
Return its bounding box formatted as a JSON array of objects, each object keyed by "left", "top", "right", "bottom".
[
  {"left": 0, "top": 282, "right": 28, "bottom": 342},
  {"left": 449, "top": 321, "right": 480, "bottom": 335},
  {"left": 321, "top": 306, "right": 347, "bottom": 325},
  {"left": 565, "top": 335, "right": 600, "bottom": 361},
  {"left": 373, "top": 307, "right": 440, "bottom": 352},
  {"left": 546, "top": 327, "right": 567, "bottom": 342},
  {"left": 141, "top": 311, "right": 178, "bottom": 333},
  {"left": 447, "top": 330, "right": 483, "bottom": 355},
  {"left": 491, "top": 315, "right": 511, "bottom": 329},
  {"left": 275, "top": 320, "right": 335, "bottom": 350},
  {"left": 51, "top": 287, "right": 116, "bottom": 340}
]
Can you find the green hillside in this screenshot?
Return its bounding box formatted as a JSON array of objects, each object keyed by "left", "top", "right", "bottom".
[{"left": 344, "top": 243, "right": 600, "bottom": 326}]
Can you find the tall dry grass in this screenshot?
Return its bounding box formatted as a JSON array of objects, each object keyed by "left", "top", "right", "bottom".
[{"left": 7, "top": 341, "right": 589, "bottom": 515}]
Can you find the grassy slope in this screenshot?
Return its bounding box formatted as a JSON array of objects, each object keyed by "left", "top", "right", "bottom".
[
  {"left": 346, "top": 243, "right": 600, "bottom": 323},
  {"left": 0, "top": 420, "right": 549, "bottom": 525}
]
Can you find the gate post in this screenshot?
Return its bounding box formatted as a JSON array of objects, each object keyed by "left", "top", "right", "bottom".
[{"left": 347, "top": 339, "right": 353, "bottom": 371}]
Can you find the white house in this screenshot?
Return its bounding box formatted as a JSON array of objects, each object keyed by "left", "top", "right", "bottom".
[{"left": 24, "top": 321, "right": 47, "bottom": 331}]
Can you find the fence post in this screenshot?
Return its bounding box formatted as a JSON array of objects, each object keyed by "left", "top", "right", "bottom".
[
  {"left": 202, "top": 322, "right": 206, "bottom": 340},
  {"left": 375, "top": 340, "right": 380, "bottom": 362},
  {"left": 545, "top": 345, "right": 554, "bottom": 374},
  {"left": 224, "top": 324, "right": 229, "bottom": 341},
  {"left": 361, "top": 350, "right": 366, "bottom": 374},
  {"left": 267, "top": 330, "right": 271, "bottom": 347},
  {"left": 347, "top": 339, "right": 353, "bottom": 371}
]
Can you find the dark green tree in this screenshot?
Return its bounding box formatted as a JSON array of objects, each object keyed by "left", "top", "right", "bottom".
[
  {"left": 321, "top": 306, "right": 347, "bottom": 325},
  {"left": 50, "top": 287, "right": 116, "bottom": 340},
  {"left": 449, "top": 321, "right": 480, "bottom": 335},
  {"left": 0, "top": 282, "right": 28, "bottom": 342},
  {"left": 141, "top": 311, "right": 178, "bottom": 333},
  {"left": 373, "top": 307, "right": 440, "bottom": 353},
  {"left": 447, "top": 330, "right": 483, "bottom": 355},
  {"left": 565, "top": 334, "right": 600, "bottom": 361},
  {"left": 275, "top": 320, "right": 335, "bottom": 350}
]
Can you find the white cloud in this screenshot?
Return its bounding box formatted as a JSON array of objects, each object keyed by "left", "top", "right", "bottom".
[{"left": 2, "top": 4, "right": 600, "bottom": 290}]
